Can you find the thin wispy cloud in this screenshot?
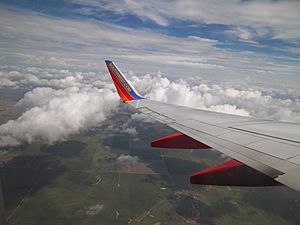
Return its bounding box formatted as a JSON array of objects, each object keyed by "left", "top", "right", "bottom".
[
  {"left": 0, "top": 6, "right": 299, "bottom": 86},
  {"left": 73, "top": 0, "right": 300, "bottom": 40}
]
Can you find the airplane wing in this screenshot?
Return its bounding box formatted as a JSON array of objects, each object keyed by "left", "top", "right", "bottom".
[{"left": 105, "top": 60, "right": 300, "bottom": 192}]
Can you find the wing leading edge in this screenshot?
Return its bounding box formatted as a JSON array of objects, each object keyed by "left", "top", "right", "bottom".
[{"left": 105, "top": 60, "right": 300, "bottom": 192}]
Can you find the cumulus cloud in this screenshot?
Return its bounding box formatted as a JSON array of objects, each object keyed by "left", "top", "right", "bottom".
[
  {"left": 105, "top": 122, "right": 138, "bottom": 135},
  {"left": 0, "top": 66, "right": 107, "bottom": 89},
  {"left": 131, "top": 74, "right": 300, "bottom": 121},
  {"left": 0, "top": 78, "right": 16, "bottom": 87},
  {"left": 85, "top": 204, "right": 104, "bottom": 215},
  {"left": 0, "top": 66, "right": 299, "bottom": 147},
  {"left": 0, "top": 86, "right": 119, "bottom": 146},
  {"left": 117, "top": 154, "right": 139, "bottom": 164},
  {"left": 120, "top": 127, "right": 137, "bottom": 135}
]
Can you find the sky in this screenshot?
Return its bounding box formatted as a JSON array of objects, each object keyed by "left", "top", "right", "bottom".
[
  {"left": 0, "top": 0, "right": 299, "bottom": 85},
  {"left": 0, "top": 0, "right": 300, "bottom": 147}
]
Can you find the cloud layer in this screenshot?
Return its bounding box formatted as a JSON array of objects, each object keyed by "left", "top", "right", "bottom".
[
  {"left": 131, "top": 74, "right": 300, "bottom": 121},
  {"left": 74, "top": 0, "right": 300, "bottom": 40},
  {"left": 0, "top": 6, "right": 299, "bottom": 86},
  {"left": 0, "top": 66, "right": 299, "bottom": 147}
]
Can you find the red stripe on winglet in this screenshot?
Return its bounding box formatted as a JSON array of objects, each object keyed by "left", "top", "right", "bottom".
[{"left": 108, "top": 66, "right": 134, "bottom": 101}]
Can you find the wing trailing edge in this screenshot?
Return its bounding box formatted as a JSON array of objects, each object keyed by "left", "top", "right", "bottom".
[{"left": 190, "top": 159, "right": 282, "bottom": 187}]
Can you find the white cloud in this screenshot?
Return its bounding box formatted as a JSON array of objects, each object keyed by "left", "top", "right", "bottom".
[
  {"left": 109, "top": 120, "right": 138, "bottom": 135},
  {"left": 0, "top": 6, "right": 299, "bottom": 86},
  {"left": 120, "top": 126, "right": 137, "bottom": 135},
  {"left": 117, "top": 154, "right": 139, "bottom": 164},
  {"left": 95, "top": 0, "right": 169, "bottom": 26},
  {"left": 105, "top": 120, "right": 138, "bottom": 135},
  {"left": 85, "top": 204, "right": 104, "bottom": 215},
  {"left": 0, "top": 66, "right": 111, "bottom": 89},
  {"left": 0, "top": 78, "right": 16, "bottom": 87},
  {"left": 0, "top": 86, "right": 119, "bottom": 146},
  {"left": 130, "top": 73, "right": 300, "bottom": 121},
  {"left": 225, "top": 27, "right": 257, "bottom": 43},
  {"left": 0, "top": 66, "right": 299, "bottom": 147},
  {"left": 0, "top": 3, "right": 298, "bottom": 148},
  {"left": 76, "top": 0, "right": 300, "bottom": 40},
  {"left": 209, "top": 104, "right": 249, "bottom": 117}
]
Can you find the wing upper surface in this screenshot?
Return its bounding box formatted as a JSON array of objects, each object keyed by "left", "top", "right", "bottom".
[{"left": 128, "top": 99, "right": 300, "bottom": 191}]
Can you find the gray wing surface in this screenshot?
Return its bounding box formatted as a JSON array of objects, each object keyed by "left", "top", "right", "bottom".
[{"left": 128, "top": 99, "right": 300, "bottom": 191}]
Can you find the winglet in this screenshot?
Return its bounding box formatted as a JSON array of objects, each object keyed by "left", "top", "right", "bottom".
[{"left": 105, "top": 60, "right": 143, "bottom": 102}]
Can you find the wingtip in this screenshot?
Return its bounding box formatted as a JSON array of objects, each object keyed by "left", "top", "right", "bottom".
[{"left": 105, "top": 60, "right": 143, "bottom": 102}]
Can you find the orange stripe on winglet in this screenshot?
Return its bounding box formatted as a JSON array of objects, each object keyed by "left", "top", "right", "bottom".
[{"left": 108, "top": 66, "right": 134, "bottom": 101}]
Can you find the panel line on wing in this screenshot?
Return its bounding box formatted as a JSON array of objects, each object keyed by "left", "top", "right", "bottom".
[
  {"left": 229, "top": 126, "right": 300, "bottom": 145},
  {"left": 141, "top": 105, "right": 300, "bottom": 162},
  {"left": 169, "top": 122, "right": 284, "bottom": 178},
  {"left": 172, "top": 120, "right": 299, "bottom": 170},
  {"left": 139, "top": 107, "right": 175, "bottom": 124}
]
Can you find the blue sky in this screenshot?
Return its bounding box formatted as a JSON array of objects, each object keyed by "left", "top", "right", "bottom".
[{"left": 0, "top": 0, "right": 299, "bottom": 86}]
